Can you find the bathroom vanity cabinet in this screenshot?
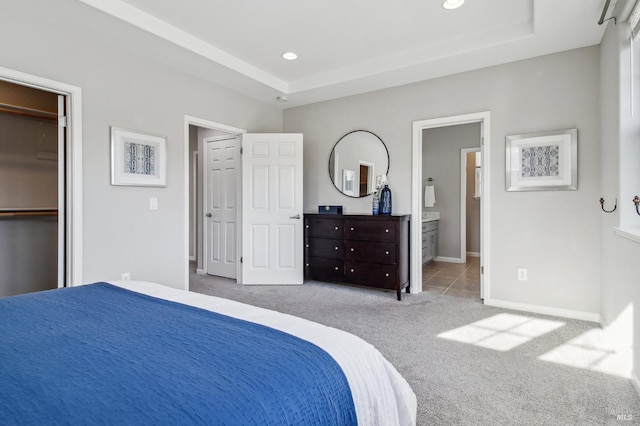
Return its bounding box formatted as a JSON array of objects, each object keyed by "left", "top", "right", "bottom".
[
  {"left": 304, "top": 214, "right": 410, "bottom": 300},
  {"left": 422, "top": 220, "right": 439, "bottom": 264}
]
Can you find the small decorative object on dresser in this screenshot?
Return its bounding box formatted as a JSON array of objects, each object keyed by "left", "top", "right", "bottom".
[
  {"left": 380, "top": 184, "right": 392, "bottom": 215},
  {"left": 304, "top": 214, "right": 410, "bottom": 300},
  {"left": 318, "top": 205, "right": 343, "bottom": 214}
]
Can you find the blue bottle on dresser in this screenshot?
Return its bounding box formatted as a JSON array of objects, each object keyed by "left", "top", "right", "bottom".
[{"left": 380, "top": 184, "right": 392, "bottom": 215}]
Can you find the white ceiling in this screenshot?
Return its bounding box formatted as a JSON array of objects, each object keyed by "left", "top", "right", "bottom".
[{"left": 75, "top": 0, "right": 610, "bottom": 108}]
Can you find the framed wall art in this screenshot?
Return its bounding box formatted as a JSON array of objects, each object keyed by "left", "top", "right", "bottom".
[
  {"left": 506, "top": 128, "right": 577, "bottom": 191},
  {"left": 111, "top": 127, "right": 167, "bottom": 187}
]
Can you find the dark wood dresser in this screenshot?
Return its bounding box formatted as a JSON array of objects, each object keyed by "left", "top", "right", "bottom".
[{"left": 304, "top": 214, "right": 410, "bottom": 300}]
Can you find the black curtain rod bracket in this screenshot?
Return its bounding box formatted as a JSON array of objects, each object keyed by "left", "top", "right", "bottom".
[{"left": 598, "top": 0, "right": 617, "bottom": 25}]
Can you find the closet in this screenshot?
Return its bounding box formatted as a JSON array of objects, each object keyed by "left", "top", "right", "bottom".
[{"left": 0, "top": 80, "right": 62, "bottom": 297}]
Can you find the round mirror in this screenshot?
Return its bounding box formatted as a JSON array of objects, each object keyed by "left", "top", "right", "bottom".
[{"left": 329, "top": 130, "right": 389, "bottom": 198}]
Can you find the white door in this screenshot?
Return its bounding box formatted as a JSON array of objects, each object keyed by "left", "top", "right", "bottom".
[
  {"left": 241, "top": 133, "right": 303, "bottom": 285},
  {"left": 204, "top": 136, "right": 240, "bottom": 279}
]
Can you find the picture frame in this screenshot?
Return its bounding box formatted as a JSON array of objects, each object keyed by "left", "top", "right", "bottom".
[
  {"left": 342, "top": 169, "right": 356, "bottom": 196},
  {"left": 505, "top": 128, "right": 577, "bottom": 191},
  {"left": 111, "top": 127, "right": 167, "bottom": 187}
]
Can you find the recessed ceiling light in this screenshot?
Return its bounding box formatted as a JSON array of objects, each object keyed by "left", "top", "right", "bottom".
[
  {"left": 282, "top": 52, "right": 298, "bottom": 61},
  {"left": 442, "top": 0, "right": 464, "bottom": 10}
]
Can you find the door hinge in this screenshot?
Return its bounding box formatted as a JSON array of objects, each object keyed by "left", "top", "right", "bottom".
[
  {"left": 59, "top": 116, "right": 67, "bottom": 128},
  {"left": 240, "top": 256, "right": 243, "bottom": 264},
  {"left": 240, "top": 147, "right": 243, "bottom": 154},
  {"left": 481, "top": 266, "right": 484, "bottom": 274}
]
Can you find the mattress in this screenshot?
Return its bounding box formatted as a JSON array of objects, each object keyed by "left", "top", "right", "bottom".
[{"left": 0, "top": 280, "right": 417, "bottom": 425}]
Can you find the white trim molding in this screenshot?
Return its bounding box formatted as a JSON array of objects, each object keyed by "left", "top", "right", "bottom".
[
  {"left": 434, "top": 256, "right": 464, "bottom": 264},
  {"left": 632, "top": 370, "right": 640, "bottom": 400},
  {"left": 484, "top": 298, "right": 601, "bottom": 323},
  {"left": 615, "top": 227, "right": 640, "bottom": 244}
]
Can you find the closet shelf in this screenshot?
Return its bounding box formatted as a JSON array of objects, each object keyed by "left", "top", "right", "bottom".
[
  {"left": 0, "top": 209, "right": 58, "bottom": 218},
  {"left": 0, "top": 102, "right": 58, "bottom": 121}
]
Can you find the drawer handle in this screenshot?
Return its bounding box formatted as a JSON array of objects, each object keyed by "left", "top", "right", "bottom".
[
  {"left": 350, "top": 248, "right": 354, "bottom": 252},
  {"left": 335, "top": 246, "right": 339, "bottom": 250},
  {"left": 350, "top": 269, "right": 355, "bottom": 273},
  {"left": 385, "top": 273, "right": 390, "bottom": 277},
  {"left": 350, "top": 227, "right": 354, "bottom": 231},
  {"left": 334, "top": 266, "right": 339, "bottom": 271},
  {"left": 305, "top": 225, "right": 309, "bottom": 228},
  {"left": 385, "top": 229, "right": 389, "bottom": 233},
  {"left": 385, "top": 251, "right": 389, "bottom": 255},
  {"left": 305, "top": 244, "right": 309, "bottom": 248},
  {"left": 305, "top": 263, "right": 309, "bottom": 267},
  {"left": 334, "top": 226, "right": 339, "bottom": 230}
]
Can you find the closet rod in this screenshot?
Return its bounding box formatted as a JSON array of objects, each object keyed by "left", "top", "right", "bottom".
[
  {"left": 0, "top": 209, "right": 58, "bottom": 218},
  {"left": 0, "top": 102, "right": 57, "bottom": 121}
]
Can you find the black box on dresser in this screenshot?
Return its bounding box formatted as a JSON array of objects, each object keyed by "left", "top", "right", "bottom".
[{"left": 304, "top": 214, "right": 410, "bottom": 300}]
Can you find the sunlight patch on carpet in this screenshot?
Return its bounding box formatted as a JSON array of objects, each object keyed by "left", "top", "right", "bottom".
[
  {"left": 437, "top": 313, "right": 565, "bottom": 351},
  {"left": 538, "top": 304, "right": 633, "bottom": 378}
]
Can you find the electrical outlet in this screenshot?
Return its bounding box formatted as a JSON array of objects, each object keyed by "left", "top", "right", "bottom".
[
  {"left": 149, "top": 197, "right": 158, "bottom": 210},
  {"left": 517, "top": 268, "right": 527, "bottom": 281},
  {"left": 121, "top": 272, "right": 131, "bottom": 281}
]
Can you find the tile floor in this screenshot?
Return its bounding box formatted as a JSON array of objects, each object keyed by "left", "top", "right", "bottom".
[{"left": 422, "top": 257, "right": 481, "bottom": 299}]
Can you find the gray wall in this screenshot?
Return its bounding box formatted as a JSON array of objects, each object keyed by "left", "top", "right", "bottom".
[
  {"left": 285, "top": 45, "right": 601, "bottom": 316},
  {"left": 1, "top": 1, "right": 282, "bottom": 288},
  {"left": 422, "top": 123, "right": 481, "bottom": 259},
  {"left": 599, "top": 5, "right": 640, "bottom": 383}
]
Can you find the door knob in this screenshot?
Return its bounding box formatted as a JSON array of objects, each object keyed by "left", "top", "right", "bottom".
[
  {"left": 289, "top": 214, "right": 301, "bottom": 219},
  {"left": 206, "top": 213, "right": 212, "bottom": 218}
]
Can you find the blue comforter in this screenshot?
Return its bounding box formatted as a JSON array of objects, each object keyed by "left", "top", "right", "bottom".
[{"left": 0, "top": 283, "right": 356, "bottom": 425}]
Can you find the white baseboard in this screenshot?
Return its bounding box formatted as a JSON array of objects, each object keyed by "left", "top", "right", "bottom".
[
  {"left": 467, "top": 251, "right": 480, "bottom": 258},
  {"left": 632, "top": 371, "right": 640, "bottom": 400},
  {"left": 483, "top": 298, "right": 601, "bottom": 323},
  {"left": 196, "top": 269, "right": 206, "bottom": 275},
  {"left": 434, "top": 256, "right": 464, "bottom": 263}
]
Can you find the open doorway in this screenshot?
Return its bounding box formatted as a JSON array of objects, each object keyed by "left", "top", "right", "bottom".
[
  {"left": 419, "top": 126, "right": 481, "bottom": 299},
  {"left": 0, "top": 70, "right": 82, "bottom": 295},
  {"left": 185, "top": 118, "right": 305, "bottom": 290},
  {"left": 411, "top": 112, "right": 490, "bottom": 300},
  {"left": 185, "top": 116, "right": 245, "bottom": 288}
]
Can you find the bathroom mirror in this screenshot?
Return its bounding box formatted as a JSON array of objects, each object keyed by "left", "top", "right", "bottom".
[{"left": 329, "top": 130, "right": 389, "bottom": 198}]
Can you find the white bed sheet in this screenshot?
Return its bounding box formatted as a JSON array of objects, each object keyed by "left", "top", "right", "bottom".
[{"left": 110, "top": 281, "right": 417, "bottom": 426}]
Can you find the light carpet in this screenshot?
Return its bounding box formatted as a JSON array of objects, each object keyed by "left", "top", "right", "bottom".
[{"left": 190, "top": 270, "right": 639, "bottom": 425}]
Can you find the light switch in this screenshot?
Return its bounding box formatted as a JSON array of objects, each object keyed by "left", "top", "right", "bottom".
[{"left": 150, "top": 197, "right": 158, "bottom": 210}]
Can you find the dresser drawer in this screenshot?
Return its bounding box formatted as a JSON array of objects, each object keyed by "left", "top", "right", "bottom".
[
  {"left": 344, "top": 220, "right": 396, "bottom": 242},
  {"left": 305, "top": 257, "right": 344, "bottom": 281},
  {"left": 305, "top": 238, "right": 344, "bottom": 259},
  {"left": 305, "top": 217, "right": 344, "bottom": 238},
  {"left": 344, "top": 240, "right": 397, "bottom": 265},
  {"left": 344, "top": 261, "right": 397, "bottom": 289}
]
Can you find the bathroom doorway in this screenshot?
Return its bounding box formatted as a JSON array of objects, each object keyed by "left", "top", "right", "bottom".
[
  {"left": 419, "top": 128, "right": 481, "bottom": 299},
  {"left": 410, "top": 111, "right": 490, "bottom": 301}
]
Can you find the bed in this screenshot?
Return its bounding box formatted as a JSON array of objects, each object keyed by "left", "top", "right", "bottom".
[{"left": 0, "top": 281, "right": 416, "bottom": 425}]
